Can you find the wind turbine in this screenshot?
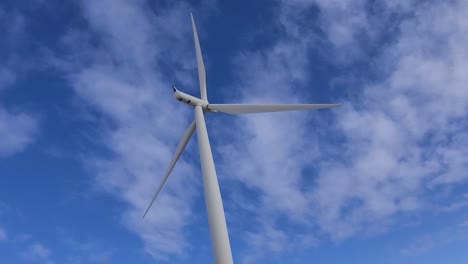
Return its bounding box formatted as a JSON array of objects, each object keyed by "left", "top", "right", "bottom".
[{"left": 143, "top": 14, "right": 341, "bottom": 264}]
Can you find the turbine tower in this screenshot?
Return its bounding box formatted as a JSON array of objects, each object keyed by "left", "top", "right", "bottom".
[{"left": 144, "top": 14, "right": 341, "bottom": 264}]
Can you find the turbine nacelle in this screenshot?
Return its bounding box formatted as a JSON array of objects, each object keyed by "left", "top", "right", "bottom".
[{"left": 173, "top": 85, "right": 209, "bottom": 108}]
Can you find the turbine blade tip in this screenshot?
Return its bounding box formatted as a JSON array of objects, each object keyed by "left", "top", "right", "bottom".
[{"left": 143, "top": 207, "right": 151, "bottom": 218}]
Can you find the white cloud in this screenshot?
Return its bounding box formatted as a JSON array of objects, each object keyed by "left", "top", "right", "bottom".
[
  {"left": 217, "top": 0, "right": 468, "bottom": 261},
  {"left": 216, "top": 9, "right": 324, "bottom": 261},
  {"left": 21, "top": 242, "right": 53, "bottom": 263},
  {"left": 0, "top": 67, "right": 16, "bottom": 89},
  {"left": 282, "top": 0, "right": 421, "bottom": 62},
  {"left": 242, "top": 220, "right": 318, "bottom": 263},
  {"left": 0, "top": 107, "right": 39, "bottom": 157},
  {"left": 0, "top": 6, "right": 40, "bottom": 158},
  {"left": 57, "top": 231, "right": 113, "bottom": 264},
  {"left": 401, "top": 218, "right": 468, "bottom": 256},
  {"left": 49, "top": 0, "right": 468, "bottom": 262},
  {"left": 313, "top": 0, "right": 468, "bottom": 239},
  {"left": 0, "top": 227, "right": 7, "bottom": 241},
  {"left": 439, "top": 194, "right": 468, "bottom": 212},
  {"left": 0, "top": 7, "right": 26, "bottom": 46},
  {"left": 56, "top": 0, "right": 214, "bottom": 260},
  {"left": 400, "top": 235, "right": 434, "bottom": 256}
]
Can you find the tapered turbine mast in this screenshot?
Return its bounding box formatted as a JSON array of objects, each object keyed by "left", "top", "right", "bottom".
[{"left": 144, "top": 13, "right": 341, "bottom": 264}]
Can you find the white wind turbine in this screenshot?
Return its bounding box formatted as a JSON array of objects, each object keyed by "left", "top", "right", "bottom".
[{"left": 143, "top": 14, "right": 341, "bottom": 264}]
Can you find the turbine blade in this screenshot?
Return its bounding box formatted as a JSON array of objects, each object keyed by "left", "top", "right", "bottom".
[
  {"left": 143, "top": 120, "right": 196, "bottom": 218},
  {"left": 191, "top": 13, "right": 207, "bottom": 101},
  {"left": 207, "top": 103, "right": 342, "bottom": 114}
]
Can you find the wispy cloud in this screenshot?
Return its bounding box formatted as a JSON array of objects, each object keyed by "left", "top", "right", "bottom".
[
  {"left": 216, "top": 3, "right": 326, "bottom": 260},
  {"left": 400, "top": 235, "right": 434, "bottom": 256},
  {"left": 57, "top": 230, "right": 113, "bottom": 264},
  {"left": 53, "top": 0, "right": 215, "bottom": 260},
  {"left": 37, "top": 0, "right": 468, "bottom": 262},
  {"left": 217, "top": 0, "right": 468, "bottom": 261},
  {"left": 0, "top": 6, "right": 26, "bottom": 47},
  {"left": 313, "top": 0, "right": 468, "bottom": 239},
  {"left": 21, "top": 242, "right": 54, "bottom": 263},
  {"left": 0, "top": 5, "right": 40, "bottom": 157},
  {"left": 401, "top": 218, "right": 468, "bottom": 256},
  {"left": 0, "top": 66, "right": 16, "bottom": 89},
  {"left": 0, "top": 226, "right": 7, "bottom": 241},
  {"left": 0, "top": 108, "right": 39, "bottom": 157}
]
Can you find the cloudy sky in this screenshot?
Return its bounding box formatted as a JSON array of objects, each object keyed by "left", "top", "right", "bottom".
[{"left": 1, "top": 0, "right": 468, "bottom": 263}]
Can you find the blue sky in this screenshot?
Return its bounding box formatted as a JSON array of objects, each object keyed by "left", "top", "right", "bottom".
[{"left": 1, "top": 0, "right": 468, "bottom": 263}]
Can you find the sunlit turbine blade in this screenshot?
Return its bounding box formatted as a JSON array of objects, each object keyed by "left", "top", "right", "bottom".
[
  {"left": 207, "top": 103, "right": 342, "bottom": 114},
  {"left": 191, "top": 13, "right": 207, "bottom": 101},
  {"left": 143, "top": 120, "right": 196, "bottom": 218}
]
